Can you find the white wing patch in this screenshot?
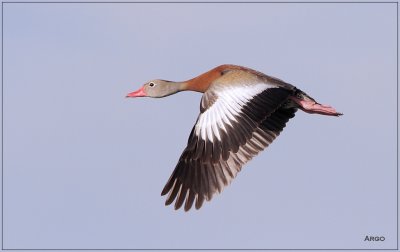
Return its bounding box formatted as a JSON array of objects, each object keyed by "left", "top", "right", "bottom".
[{"left": 195, "top": 83, "right": 269, "bottom": 142}]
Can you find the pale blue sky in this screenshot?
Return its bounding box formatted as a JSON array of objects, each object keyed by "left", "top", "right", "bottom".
[{"left": 3, "top": 2, "right": 397, "bottom": 249}]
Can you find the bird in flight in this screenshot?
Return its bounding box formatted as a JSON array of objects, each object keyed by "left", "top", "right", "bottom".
[{"left": 126, "top": 64, "right": 342, "bottom": 211}]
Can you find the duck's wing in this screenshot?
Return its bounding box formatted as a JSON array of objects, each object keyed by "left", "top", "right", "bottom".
[{"left": 161, "top": 82, "right": 297, "bottom": 211}]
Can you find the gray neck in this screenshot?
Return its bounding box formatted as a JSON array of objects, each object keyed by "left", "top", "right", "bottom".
[{"left": 157, "top": 81, "right": 186, "bottom": 98}]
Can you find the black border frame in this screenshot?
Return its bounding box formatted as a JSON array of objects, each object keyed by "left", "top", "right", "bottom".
[{"left": 1, "top": 1, "right": 398, "bottom": 250}]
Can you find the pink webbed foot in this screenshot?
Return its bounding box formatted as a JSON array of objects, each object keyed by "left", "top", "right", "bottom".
[{"left": 290, "top": 96, "right": 343, "bottom": 116}]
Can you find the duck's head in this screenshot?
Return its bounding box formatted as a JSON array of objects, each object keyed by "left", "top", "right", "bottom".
[{"left": 126, "top": 79, "right": 183, "bottom": 98}]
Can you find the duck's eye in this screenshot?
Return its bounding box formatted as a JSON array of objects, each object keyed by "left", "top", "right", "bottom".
[{"left": 149, "top": 82, "right": 155, "bottom": 87}]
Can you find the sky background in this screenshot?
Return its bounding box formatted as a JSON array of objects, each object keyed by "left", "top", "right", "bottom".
[{"left": 2, "top": 2, "right": 397, "bottom": 250}]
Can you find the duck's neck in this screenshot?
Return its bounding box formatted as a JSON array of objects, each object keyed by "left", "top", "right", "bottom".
[
  {"left": 157, "top": 81, "right": 186, "bottom": 98},
  {"left": 180, "top": 67, "right": 223, "bottom": 93}
]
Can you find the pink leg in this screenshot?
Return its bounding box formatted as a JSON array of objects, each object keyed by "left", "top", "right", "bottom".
[{"left": 290, "top": 96, "right": 342, "bottom": 116}]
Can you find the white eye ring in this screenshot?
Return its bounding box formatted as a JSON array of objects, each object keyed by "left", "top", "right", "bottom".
[{"left": 149, "top": 82, "right": 155, "bottom": 87}]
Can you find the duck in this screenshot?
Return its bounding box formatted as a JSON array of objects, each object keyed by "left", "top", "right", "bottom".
[{"left": 126, "top": 64, "right": 342, "bottom": 211}]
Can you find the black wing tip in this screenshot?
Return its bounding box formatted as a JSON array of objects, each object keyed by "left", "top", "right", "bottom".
[
  {"left": 162, "top": 192, "right": 207, "bottom": 212},
  {"left": 161, "top": 188, "right": 168, "bottom": 196},
  {"left": 165, "top": 197, "right": 174, "bottom": 206}
]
